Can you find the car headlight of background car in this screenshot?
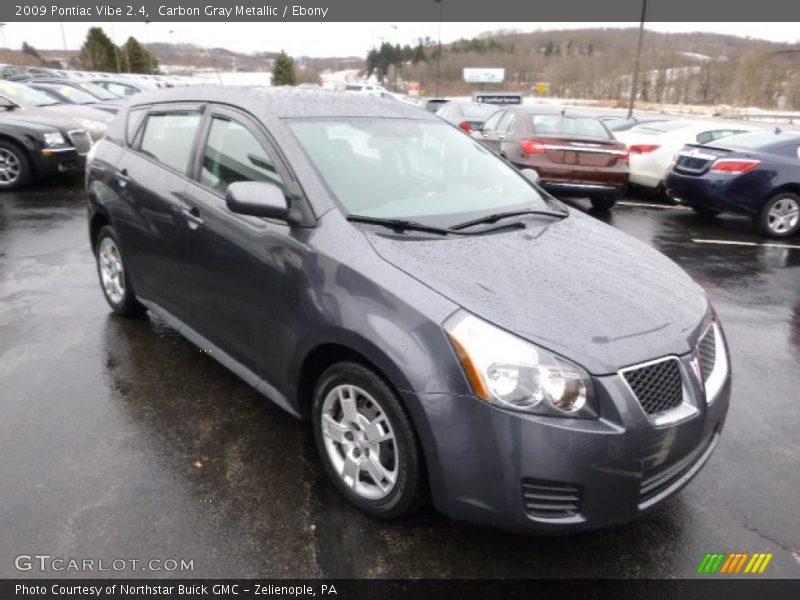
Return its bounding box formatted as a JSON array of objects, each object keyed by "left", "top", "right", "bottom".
[
  {"left": 445, "top": 310, "right": 597, "bottom": 418},
  {"left": 43, "top": 131, "right": 67, "bottom": 147}
]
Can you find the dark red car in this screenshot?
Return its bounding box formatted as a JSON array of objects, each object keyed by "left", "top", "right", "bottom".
[{"left": 473, "top": 106, "right": 629, "bottom": 210}]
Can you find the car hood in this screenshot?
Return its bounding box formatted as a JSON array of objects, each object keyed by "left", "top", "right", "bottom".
[
  {"left": 365, "top": 211, "right": 708, "bottom": 375},
  {"left": 32, "top": 104, "right": 112, "bottom": 123},
  {"left": 0, "top": 111, "right": 83, "bottom": 133}
]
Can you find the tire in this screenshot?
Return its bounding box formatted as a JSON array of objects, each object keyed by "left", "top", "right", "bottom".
[
  {"left": 0, "top": 140, "right": 32, "bottom": 191},
  {"left": 94, "top": 225, "right": 146, "bottom": 316},
  {"left": 312, "top": 361, "right": 425, "bottom": 519},
  {"left": 590, "top": 196, "right": 617, "bottom": 211},
  {"left": 758, "top": 192, "right": 800, "bottom": 238},
  {"left": 691, "top": 206, "right": 721, "bottom": 218}
]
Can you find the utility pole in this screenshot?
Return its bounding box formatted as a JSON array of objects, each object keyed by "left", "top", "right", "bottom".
[
  {"left": 434, "top": 0, "right": 443, "bottom": 97},
  {"left": 391, "top": 24, "right": 399, "bottom": 92},
  {"left": 627, "top": 0, "right": 647, "bottom": 119}
]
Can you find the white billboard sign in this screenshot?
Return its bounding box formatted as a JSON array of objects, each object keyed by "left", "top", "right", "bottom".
[{"left": 463, "top": 68, "right": 505, "bottom": 83}]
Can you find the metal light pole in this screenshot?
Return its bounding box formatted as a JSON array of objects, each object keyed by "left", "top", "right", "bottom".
[
  {"left": 391, "top": 24, "right": 399, "bottom": 92},
  {"left": 434, "top": 0, "right": 443, "bottom": 97},
  {"left": 627, "top": 0, "right": 647, "bottom": 119}
]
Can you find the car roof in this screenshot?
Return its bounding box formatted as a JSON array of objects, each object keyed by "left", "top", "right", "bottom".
[
  {"left": 130, "top": 86, "right": 437, "bottom": 121},
  {"left": 519, "top": 105, "right": 595, "bottom": 118}
]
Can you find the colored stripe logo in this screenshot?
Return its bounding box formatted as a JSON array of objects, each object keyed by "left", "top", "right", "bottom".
[{"left": 697, "top": 552, "right": 773, "bottom": 574}]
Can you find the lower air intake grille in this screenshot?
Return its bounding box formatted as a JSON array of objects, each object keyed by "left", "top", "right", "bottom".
[
  {"left": 623, "top": 358, "right": 683, "bottom": 415},
  {"left": 521, "top": 479, "right": 582, "bottom": 519},
  {"left": 698, "top": 327, "right": 716, "bottom": 381}
]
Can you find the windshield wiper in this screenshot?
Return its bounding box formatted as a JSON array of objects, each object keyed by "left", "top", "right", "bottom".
[
  {"left": 450, "top": 208, "right": 568, "bottom": 231},
  {"left": 347, "top": 214, "right": 524, "bottom": 236}
]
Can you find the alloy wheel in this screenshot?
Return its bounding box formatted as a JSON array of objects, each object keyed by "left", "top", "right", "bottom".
[
  {"left": 98, "top": 237, "right": 126, "bottom": 305},
  {"left": 767, "top": 197, "right": 800, "bottom": 234},
  {"left": 320, "top": 384, "right": 398, "bottom": 500},
  {"left": 0, "top": 148, "right": 21, "bottom": 185}
]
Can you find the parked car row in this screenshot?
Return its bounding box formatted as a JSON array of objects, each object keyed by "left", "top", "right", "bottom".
[
  {"left": 0, "top": 80, "right": 119, "bottom": 189},
  {"left": 0, "top": 63, "right": 197, "bottom": 89},
  {"left": 428, "top": 95, "right": 797, "bottom": 237}
]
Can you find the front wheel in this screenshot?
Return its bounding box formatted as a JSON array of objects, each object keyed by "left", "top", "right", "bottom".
[
  {"left": 312, "top": 362, "right": 425, "bottom": 519},
  {"left": 590, "top": 196, "right": 617, "bottom": 211},
  {"left": 95, "top": 225, "right": 146, "bottom": 316},
  {"left": 0, "top": 141, "right": 32, "bottom": 191},
  {"left": 758, "top": 193, "right": 800, "bottom": 238}
]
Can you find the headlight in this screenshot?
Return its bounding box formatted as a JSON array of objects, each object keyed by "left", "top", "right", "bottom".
[
  {"left": 43, "top": 132, "right": 66, "bottom": 146},
  {"left": 445, "top": 310, "right": 596, "bottom": 417}
]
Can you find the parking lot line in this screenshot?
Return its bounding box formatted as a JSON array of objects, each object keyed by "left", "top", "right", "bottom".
[
  {"left": 692, "top": 238, "right": 800, "bottom": 250},
  {"left": 618, "top": 201, "right": 692, "bottom": 211}
]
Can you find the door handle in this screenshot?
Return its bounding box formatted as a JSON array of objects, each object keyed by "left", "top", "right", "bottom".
[
  {"left": 115, "top": 168, "right": 130, "bottom": 187},
  {"left": 181, "top": 207, "right": 205, "bottom": 229}
]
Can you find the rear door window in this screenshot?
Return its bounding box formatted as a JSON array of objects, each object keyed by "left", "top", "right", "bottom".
[
  {"left": 138, "top": 110, "right": 202, "bottom": 174},
  {"left": 481, "top": 111, "right": 504, "bottom": 132}
]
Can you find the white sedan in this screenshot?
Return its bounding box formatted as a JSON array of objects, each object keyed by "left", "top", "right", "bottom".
[{"left": 616, "top": 120, "right": 758, "bottom": 191}]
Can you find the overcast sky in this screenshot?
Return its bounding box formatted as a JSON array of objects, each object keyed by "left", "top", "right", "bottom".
[{"left": 2, "top": 22, "right": 798, "bottom": 57}]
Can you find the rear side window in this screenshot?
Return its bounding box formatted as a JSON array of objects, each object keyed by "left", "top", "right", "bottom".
[
  {"left": 200, "top": 116, "right": 283, "bottom": 194},
  {"left": 482, "top": 111, "right": 504, "bottom": 132},
  {"left": 498, "top": 112, "right": 517, "bottom": 134},
  {"left": 139, "top": 111, "right": 202, "bottom": 173}
]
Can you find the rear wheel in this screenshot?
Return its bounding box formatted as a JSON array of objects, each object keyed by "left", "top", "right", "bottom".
[
  {"left": 312, "top": 362, "right": 425, "bottom": 519},
  {"left": 94, "top": 225, "right": 146, "bottom": 316},
  {"left": 0, "top": 141, "right": 32, "bottom": 191},
  {"left": 692, "top": 206, "right": 721, "bottom": 218},
  {"left": 590, "top": 196, "right": 617, "bottom": 211},
  {"left": 758, "top": 193, "right": 800, "bottom": 238}
]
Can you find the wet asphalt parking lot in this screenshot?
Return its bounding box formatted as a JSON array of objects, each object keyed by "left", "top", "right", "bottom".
[{"left": 1, "top": 179, "right": 799, "bottom": 579}]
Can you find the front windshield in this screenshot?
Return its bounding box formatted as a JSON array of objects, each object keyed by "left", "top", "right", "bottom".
[
  {"left": 77, "top": 81, "right": 119, "bottom": 100},
  {"left": 0, "top": 83, "right": 61, "bottom": 106},
  {"left": 289, "top": 118, "right": 549, "bottom": 224},
  {"left": 46, "top": 85, "right": 98, "bottom": 104}
]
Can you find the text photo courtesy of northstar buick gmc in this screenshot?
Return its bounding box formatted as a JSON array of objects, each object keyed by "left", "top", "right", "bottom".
[{"left": 86, "top": 87, "right": 731, "bottom": 532}]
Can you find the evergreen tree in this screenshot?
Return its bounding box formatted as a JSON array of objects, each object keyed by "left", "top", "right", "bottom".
[
  {"left": 272, "top": 50, "right": 296, "bottom": 86},
  {"left": 79, "top": 27, "right": 118, "bottom": 71},
  {"left": 121, "top": 37, "right": 156, "bottom": 73},
  {"left": 21, "top": 42, "right": 42, "bottom": 63}
]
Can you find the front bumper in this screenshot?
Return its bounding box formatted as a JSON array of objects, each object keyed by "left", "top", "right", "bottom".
[
  {"left": 541, "top": 181, "right": 627, "bottom": 200},
  {"left": 33, "top": 147, "right": 86, "bottom": 178},
  {"left": 406, "top": 353, "right": 731, "bottom": 533}
]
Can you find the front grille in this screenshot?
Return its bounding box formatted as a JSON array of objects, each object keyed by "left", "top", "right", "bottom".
[
  {"left": 623, "top": 358, "right": 684, "bottom": 416},
  {"left": 698, "top": 326, "right": 716, "bottom": 381},
  {"left": 68, "top": 129, "right": 92, "bottom": 155},
  {"left": 639, "top": 434, "right": 716, "bottom": 505},
  {"left": 521, "top": 479, "right": 582, "bottom": 519}
]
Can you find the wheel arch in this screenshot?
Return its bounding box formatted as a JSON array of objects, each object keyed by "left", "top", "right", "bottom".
[
  {"left": 89, "top": 211, "right": 111, "bottom": 251},
  {"left": 0, "top": 134, "right": 37, "bottom": 177},
  {"left": 767, "top": 183, "right": 800, "bottom": 200}
]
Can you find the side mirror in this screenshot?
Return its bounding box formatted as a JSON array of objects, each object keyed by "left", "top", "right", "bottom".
[
  {"left": 520, "top": 168, "right": 540, "bottom": 185},
  {"left": 225, "top": 181, "right": 300, "bottom": 224}
]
